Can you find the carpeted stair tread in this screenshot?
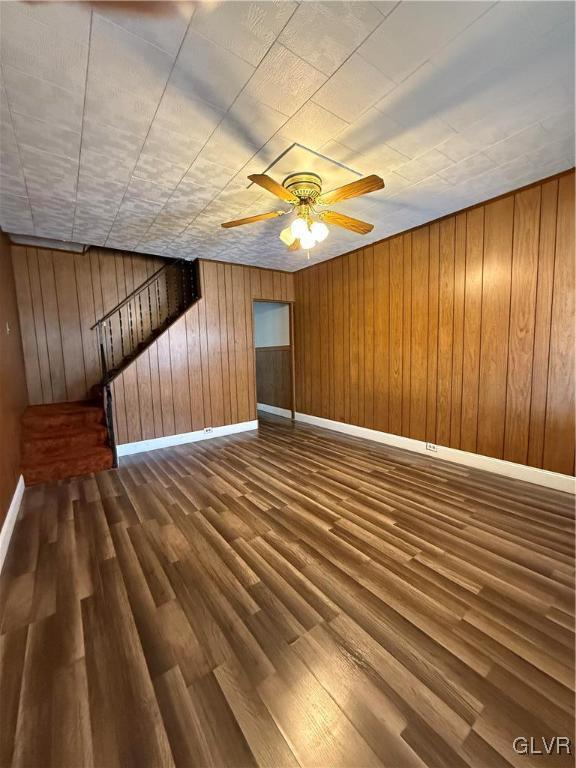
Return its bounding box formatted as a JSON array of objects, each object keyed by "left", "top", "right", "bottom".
[
  {"left": 22, "top": 446, "right": 114, "bottom": 486},
  {"left": 23, "top": 400, "right": 102, "bottom": 417},
  {"left": 23, "top": 403, "right": 105, "bottom": 432},
  {"left": 22, "top": 426, "right": 108, "bottom": 460},
  {"left": 23, "top": 420, "right": 107, "bottom": 440}
]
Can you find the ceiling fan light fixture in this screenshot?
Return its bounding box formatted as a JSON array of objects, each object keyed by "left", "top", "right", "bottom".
[
  {"left": 221, "top": 172, "right": 384, "bottom": 251},
  {"left": 291, "top": 216, "right": 309, "bottom": 239},
  {"left": 300, "top": 230, "right": 316, "bottom": 250},
  {"left": 279, "top": 226, "right": 296, "bottom": 246},
  {"left": 310, "top": 220, "right": 329, "bottom": 242}
]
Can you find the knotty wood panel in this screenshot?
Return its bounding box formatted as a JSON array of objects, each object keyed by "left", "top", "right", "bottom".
[
  {"left": 294, "top": 170, "right": 575, "bottom": 475},
  {"left": 113, "top": 261, "right": 294, "bottom": 441},
  {"left": 255, "top": 347, "right": 292, "bottom": 410},
  {"left": 0, "top": 231, "right": 28, "bottom": 525}
]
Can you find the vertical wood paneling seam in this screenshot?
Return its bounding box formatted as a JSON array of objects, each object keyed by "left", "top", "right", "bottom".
[
  {"left": 518, "top": 188, "right": 543, "bottom": 465},
  {"left": 25, "top": 250, "right": 44, "bottom": 403},
  {"left": 217, "top": 267, "right": 228, "bottom": 424},
  {"left": 37, "top": 252, "right": 55, "bottom": 404},
  {"left": 29, "top": 248, "right": 51, "bottom": 403},
  {"left": 501, "top": 193, "right": 517, "bottom": 459},
  {"left": 228, "top": 268, "right": 240, "bottom": 423},
  {"left": 406, "top": 235, "right": 412, "bottom": 435},
  {"left": 372, "top": 248, "right": 376, "bottom": 429},
  {"left": 202, "top": 277, "right": 213, "bottom": 426},
  {"left": 447, "top": 225, "right": 455, "bottom": 445},
  {"left": 457, "top": 218, "right": 468, "bottom": 450},
  {"left": 540, "top": 180, "right": 561, "bottom": 460},
  {"left": 72, "top": 255, "right": 88, "bottom": 397},
  {"left": 387, "top": 246, "right": 391, "bottom": 432},
  {"left": 50, "top": 252, "right": 68, "bottom": 400},
  {"left": 197, "top": 299, "right": 207, "bottom": 429},
  {"left": 424, "top": 232, "right": 430, "bottom": 441},
  {"left": 527, "top": 187, "right": 543, "bottom": 456},
  {"left": 473, "top": 212, "right": 486, "bottom": 455}
]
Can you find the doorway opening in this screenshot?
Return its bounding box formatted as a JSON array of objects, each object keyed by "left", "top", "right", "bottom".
[{"left": 253, "top": 300, "right": 294, "bottom": 421}]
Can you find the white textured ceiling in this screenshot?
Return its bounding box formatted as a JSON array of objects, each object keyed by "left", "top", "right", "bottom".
[{"left": 0, "top": 0, "right": 574, "bottom": 270}]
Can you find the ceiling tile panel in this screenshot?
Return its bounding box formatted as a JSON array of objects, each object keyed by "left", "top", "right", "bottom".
[
  {"left": 395, "top": 148, "right": 453, "bottom": 183},
  {"left": 359, "top": 1, "right": 493, "bottom": 84},
  {"left": 243, "top": 43, "right": 327, "bottom": 116},
  {"left": 175, "top": 29, "right": 255, "bottom": 113},
  {"left": 279, "top": 102, "right": 349, "bottom": 149},
  {"left": 89, "top": 14, "right": 175, "bottom": 99},
  {"left": 132, "top": 154, "right": 188, "bottom": 186},
  {"left": 92, "top": 2, "right": 194, "bottom": 56},
  {"left": 190, "top": 2, "right": 297, "bottom": 67},
  {"left": 279, "top": 2, "right": 383, "bottom": 76},
  {"left": 152, "top": 74, "right": 224, "bottom": 140},
  {"left": 2, "top": 66, "right": 84, "bottom": 131},
  {"left": 0, "top": 2, "right": 89, "bottom": 91},
  {"left": 12, "top": 112, "right": 81, "bottom": 161},
  {"left": 312, "top": 53, "right": 396, "bottom": 122},
  {"left": 437, "top": 152, "right": 495, "bottom": 185}
]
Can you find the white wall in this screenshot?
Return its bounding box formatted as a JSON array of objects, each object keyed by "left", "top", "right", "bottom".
[{"left": 253, "top": 302, "right": 290, "bottom": 347}]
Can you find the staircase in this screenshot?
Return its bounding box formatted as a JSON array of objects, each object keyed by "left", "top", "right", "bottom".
[{"left": 22, "top": 257, "right": 200, "bottom": 485}]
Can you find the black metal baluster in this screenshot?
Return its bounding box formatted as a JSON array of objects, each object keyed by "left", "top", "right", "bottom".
[
  {"left": 138, "top": 290, "right": 144, "bottom": 344},
  {"left": 156, "top": 273, "right": 162, "bottom": 326},
  {"left": 97, "top": 322, "right": 107, "bottom": 378},
  {"left": 180, "top": 262, "right": 187, "bottom": 310},
  {"left": 147, "top": 284, "right": 154, "bottom": 335},
  {"left": 118, "top": 306, "right": 125, "bottom": 361},
  {"left": 166, "top": 266, "right": 172, "bottom": 320},
  {"left": 127, "top": 296, "right": 135, "bottom": 354},
  {"left": 107, "top": 318, "right": 114, "bottom": 371}
]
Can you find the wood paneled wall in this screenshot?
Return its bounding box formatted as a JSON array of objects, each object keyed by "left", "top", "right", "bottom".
[
  {"left": 11, "top": 247, "right": 164, "bottom": 404},
  {"left": 256, "top": 347, "right": 293, "bottom": 410},
  {"left": 294, "top": 170, "right": 575, "bottom": 475},
  {"left": 112, "top": 261, "right": 294, "bottom": 444},
  {"left": 0, "top": 232, "right": 28, "bottom": 525}
]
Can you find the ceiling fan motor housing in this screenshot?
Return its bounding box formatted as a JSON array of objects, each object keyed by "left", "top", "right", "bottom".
[{"left": 283, "top": 172, "right": 322, "bottom": 201}]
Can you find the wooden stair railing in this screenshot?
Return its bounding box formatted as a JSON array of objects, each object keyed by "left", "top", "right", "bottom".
[{"left": 91, "top": 258, "right": 200, "bottom": 464}]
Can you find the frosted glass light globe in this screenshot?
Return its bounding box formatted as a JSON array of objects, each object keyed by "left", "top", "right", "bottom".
[
  {"left": 300, "top": 230, "right": 316, "bottom": 249},
  {"left": 311, "top": 221, "right": 329, "bottom": 242},
  {"left": 279, "top": 226, "right": 296, "bottom": 246},
  {"left": 291, "top": 217, "right": 308, "bottom": 239}
]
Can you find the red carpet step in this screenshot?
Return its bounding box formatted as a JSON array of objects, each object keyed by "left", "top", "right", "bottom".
[{"left": 22, "top": 401, "right": 114, "bottom": 485}]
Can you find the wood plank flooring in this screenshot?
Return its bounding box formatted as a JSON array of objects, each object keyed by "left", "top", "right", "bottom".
[{"left": 1, "top": 414, "right": 574, "bottom": 768}]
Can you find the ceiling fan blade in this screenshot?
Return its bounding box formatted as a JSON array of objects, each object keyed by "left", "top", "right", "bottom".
[
  {"left": 221, "top": 211, "right": 286, "bottom": 228},
  {"left": 320, "top": 211, "right": 374, "bottom": 235},
  {"left": 288, "top": 239, "right": 301, "bottom": 252},
  {"left": 317, "top": 174, "right": 384, "bottom": 205},
  {"left": 248, "top": 174, "right": 299, "bottom": 204}
]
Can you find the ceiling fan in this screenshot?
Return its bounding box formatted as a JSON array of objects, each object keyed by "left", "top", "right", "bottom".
[{"left": 221, "top": 172, "right": 385, "bottom": 252}]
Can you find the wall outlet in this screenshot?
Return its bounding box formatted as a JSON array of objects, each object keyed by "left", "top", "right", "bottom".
[
  {"left": 426, "top": 443, "right": 438, "bottom": 452},
  {"left": 203, "top": 427, "right": 213, "bottom": 434}
]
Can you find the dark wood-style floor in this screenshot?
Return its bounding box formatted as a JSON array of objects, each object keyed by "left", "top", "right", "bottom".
[{"left": 1, "top": 415, "right": 574, "bottom": 768}]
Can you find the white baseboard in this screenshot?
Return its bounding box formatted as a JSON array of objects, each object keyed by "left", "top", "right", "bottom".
[
  {"left": 117, "top": 420, "right": 258, "bottom": 457},
  {"left": 294, "top": 412, "right": 575, "bottom": 494},
  {"left": 0, "top": 475, "right": 25, "bottom": 574},
  {"left": 257, "top": 403, "right": 293, "bottom": 419}
]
